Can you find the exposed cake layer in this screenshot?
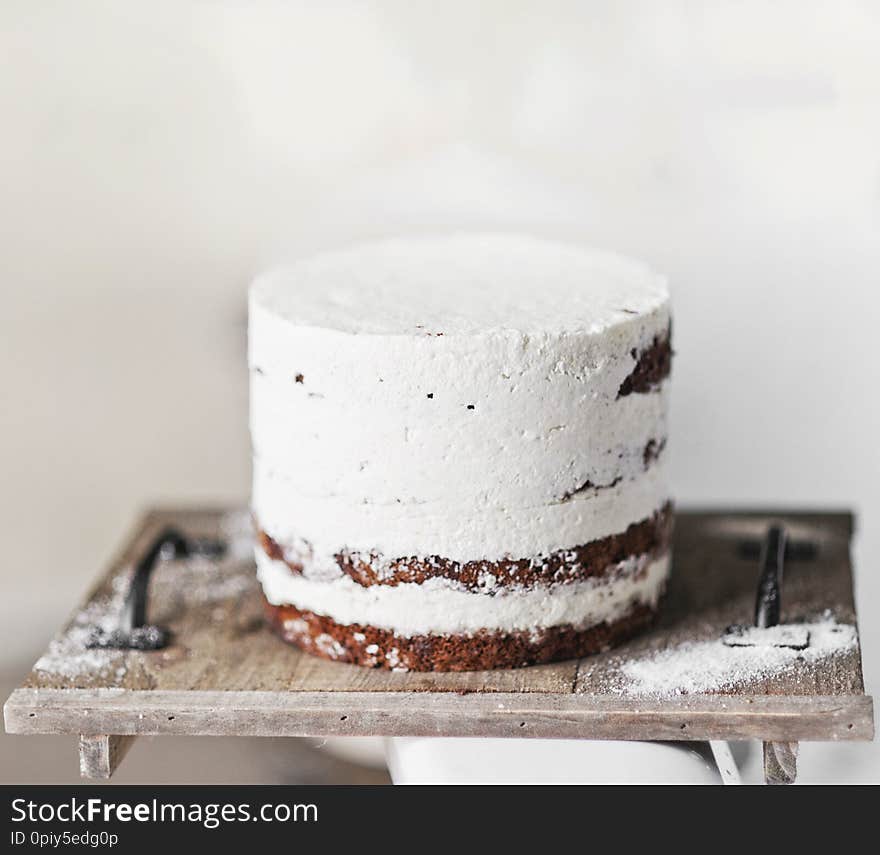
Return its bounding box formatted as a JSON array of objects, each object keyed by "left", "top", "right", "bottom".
[
  {"left": 253, "top": 460, "right": 670, "bottom": 576},
  {"left": 618, "top": 329, "right": 672, "bottom": 397},
  {"left": 258, "top": 503, "right": 672, "bottom": 592},
  {"left": 264, "top": 598, "right": 660, "bottom": 671},
  {"left": 256, "top": 550, "right": 669, "bottom": 637}
]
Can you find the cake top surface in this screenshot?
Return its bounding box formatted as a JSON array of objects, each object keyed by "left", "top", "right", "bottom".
[{"left": 251, "top": 233, "right": 668, "bottom": 336}]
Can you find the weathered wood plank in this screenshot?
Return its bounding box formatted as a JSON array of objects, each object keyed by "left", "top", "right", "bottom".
[
  {"left": 4, "top": 507, "right": 872, "bottom": 750},
  {"left": 763, "top": 741, "right": 799, "bottom": 785},
  {"left": 575, "top": 509, "right": 863, "bottom": 696},
  {"left": 5, "top": 688, "right": 873, "bottom": 742},
  {"left": 78, "top": 734, "right": 135, "bottom": 779},
  {"left": 18, "top": 507, "right": 580, "bottom": 695}
]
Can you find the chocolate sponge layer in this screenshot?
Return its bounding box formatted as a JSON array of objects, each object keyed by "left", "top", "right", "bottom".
[
  {"left": 258, "top": 503, "right": 672, "bottom": 593},
  {"left": 264, "top": 597, "right": 660, "bottom": 672},
  {"left": 618, "top": 328, "right": 672, "bottom": 397}
]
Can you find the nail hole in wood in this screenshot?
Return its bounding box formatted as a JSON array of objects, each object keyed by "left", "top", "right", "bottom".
[
  {"left": 519, "top": 722, "right": 526, "bottom": 728},
  {"left": 167, "top": 715, "right": 175, "bottom": 721},
  {"left": 340, "top": 715, "right": 348, "bottom": 721},
  {"left": 680, "top": 723, "right": 687, "bottom": 730}
]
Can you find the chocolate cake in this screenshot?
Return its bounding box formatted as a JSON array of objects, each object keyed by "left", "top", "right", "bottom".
[{"left": 249, "top": 233, "right": 672, "bottom": 671}]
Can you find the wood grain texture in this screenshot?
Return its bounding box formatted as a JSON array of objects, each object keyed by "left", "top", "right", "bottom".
[
  {"left": 78, "top": 734, "right": 135, "bottom": 779},
  {"left": 763, "top": 741, "right": 799, "bottom": 785},
  {"left": 6, "top": 689, "right": 873, "bottom": 742},
  {"left": 3, "top": 507, "right": 873, "bottom": 746},
  {"left": 576, "top": 509, "right": 863, "bottom": 697}
]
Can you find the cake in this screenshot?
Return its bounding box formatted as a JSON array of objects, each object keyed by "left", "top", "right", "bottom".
[{"left": 249, "top": 233, "right": 672, "bottom": 671}]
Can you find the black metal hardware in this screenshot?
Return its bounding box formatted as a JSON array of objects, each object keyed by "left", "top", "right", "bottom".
[
  {"left": 86, "top": 527, "right": 226, "bottom": 651},
  {"left": 754, "top": 524, "right": 786, "bottom": 629},
  {"left": 722, "top": 523, "right": 818, "bottom": 649}
]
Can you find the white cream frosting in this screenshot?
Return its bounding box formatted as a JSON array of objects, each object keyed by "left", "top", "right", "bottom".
[
  {"left": 249, "top": 233, "right": 671, "bottom": 581},
  {"left": 251, "top": 364, "right": 668, "bottom": 506},
  {"left": 257, "top": 550, "right": 670, "bottom": 637},
  {"left": 253, "top": 459, "right": 669, "bottom": 577},
  {"left": 252, "top": 233, "right": 668, "bottom": 337}
]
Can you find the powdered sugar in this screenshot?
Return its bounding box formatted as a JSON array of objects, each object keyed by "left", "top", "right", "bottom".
[
  {"left": 617, "top": 612, "right": 858, "bottom": 697},
  {"left": 33, "top": 574, "right": 129, "bottom": 679},
  {"left": 32, "top": 514, "right": 257, "bottom": 680}
]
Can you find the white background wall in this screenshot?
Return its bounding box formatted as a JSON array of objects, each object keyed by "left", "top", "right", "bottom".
[{"left": 1, "top": 1, "right": 878, "bottom": 781}]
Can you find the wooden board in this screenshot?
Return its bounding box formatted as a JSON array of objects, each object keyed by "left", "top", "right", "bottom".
[{"left": 3, "top": 508, "right": 874, "bottom": 749}]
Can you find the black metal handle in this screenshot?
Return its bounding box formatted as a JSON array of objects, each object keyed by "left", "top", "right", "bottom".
[
  {"left": 87, "top": 527, "right": 226, "bottom": 650},
  {"left": 723, "top": 522, "right": 818, "bottom": 648},
  {"left": 754, "top": 524, "right": 786, "bottom": 629}
]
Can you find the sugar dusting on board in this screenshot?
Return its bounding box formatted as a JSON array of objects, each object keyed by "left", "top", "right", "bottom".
[
  {"left": 33, "top": 574, "right": 129, "bottom": 679},
  {"left": 617, "top": 612, "right": 857, "bottom": 697},
  {"left": 33, "top": 512, "right": 256, "bottom": 680}
]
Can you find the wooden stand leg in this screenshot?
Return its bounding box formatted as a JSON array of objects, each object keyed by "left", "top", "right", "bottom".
[
  {"left": 79, "top": 735, "right": 135, "bottom": 779},
  {"left": 763, "top": 740, "right": 798, "bottom": 784}
]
